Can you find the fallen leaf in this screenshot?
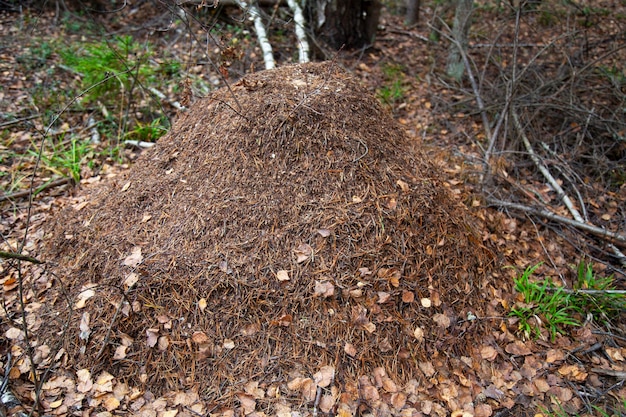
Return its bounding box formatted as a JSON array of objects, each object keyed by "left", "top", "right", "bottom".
[
  {"left": 413, "top": 326, "right": 424, "bottom": 342},
  {"left": 558, "top": 364, "right": 588, "bottom": 382},
  {"left": 344, "top": 343, "right": 357, "bottom": 357},
  {"left": 5, "top": 327, "right": 24, "bottom": 340},
  {"left": 161, "top": 410, "right": 178, "bottom": 417},
  {"left": 244, "top": 381, "right": 265, "bottom": 399},
  {"left": 122, "top": 247, "right": 142, "bottom": 268},
  {"left": 113, "top": 345, "right": 127, "bottom": 360},
  {"left": 480, "top": 346, "right": 498, "bottom": 361},
  {"left": 546, "top": 349, "right": 565, "bottom": 363},
  {"left": 396, "top": 179, "right": 410, "bottom": 193},
  {"left": 158, "top": 336, "right": 169, "bottom": 351},
  {"left": 102, "top": 395, "right": 120, "bottom": 411},
  {"left": 401, "top": 291, "right": 414, "bottom": 303},
  {"left": 146, "top": 328, "right": 159, "bottom": 347},
  {"left": 606, "top": 347, "right": 624, "bottom": 362},
  {"left": 314, "top": 280, "right": 335, "bottom": 298},
  {"left": 294, "top": 243, "right": 313, "bottom": 263},
  {"left": 390, "top": 392, "right": 407, "bottom": 409},
  {"left": 420, "top": 298, "right": 432, "bottom": 308},
  {"left": 276, "top": 270, "right": 290, "bottom": 281},
  {"left": 121, "top": 181, "right": 131, "bottom": 192},
  {"left": 505, "top": 340, "right": 532, "bottom": 356},
  {"left": 319, "top": 394, "right": 335, "bottom": 413},
  {"left": 241, "top": 323, "right": 260, "bottom": 336},
  {"left": 317, "top": 229, "right": 331, "bottom": 237},
  {"left": 123, "top": 273, "right": 139, "bottom": 290},
  {"left": 314, "top": 365, "right": 335, "bottom": 388},
  {"left": 237, "top": 393, "right": 256, "bottom": 415},
  {"left": 76, "top": 369, "right": 93, "bottom": 393},
  {"left": 75, "top": 288, "right": 96, "bottom": 309},
  {"left": 433, "top": 313, "right": 451, "bottom": 328},
  {"left": 79, "top": 312, "right": 90, "bottom": 341},
  {"left": 271, "top": 313, "right": 292, "bottom": 327},
  {"left": 377, "top": 291, "right": 391, "bottom": 304},
  {"left": 191, "top": 331, "right": 209, "bottom": 344},
  {"left": 198, "top": 298, "right": 207, "bottom": 312},
  {"left": 223, "top": 339, "right": 235, "bottom": 350},
  {"left": 418, "top": 361, "right": 436, "bottom": 377}
]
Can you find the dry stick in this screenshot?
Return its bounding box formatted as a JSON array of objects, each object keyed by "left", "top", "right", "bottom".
[
  {"left": 286, "top": 0, "right": 309, "bottom": 63},
  {"left": 0, "top": 177, "right": 73, "bottom": 203},
  {"left": 0, "top": 251, "right": 43, "bottom": 264},
  {"left": 511, "top": 109, "right": 626, "bottom": 265},
  {"left": 236, "top": 0, "right": 275, "bottom": 69},
  {"left": 486, "top": 198, "right": 626, "bottom": 247}
]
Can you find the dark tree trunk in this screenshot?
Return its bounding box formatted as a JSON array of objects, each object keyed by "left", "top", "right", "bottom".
[
  {"left": 405, "top": 0, "right": 420, "bottom": 25},
  {"left": 306, "top": 0, "right": 382, "bottom": 50}
]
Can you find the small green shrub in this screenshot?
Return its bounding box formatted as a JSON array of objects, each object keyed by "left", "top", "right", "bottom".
[
  {"left": 377, "top": 64, "right": 408, "bottom": 111},
  {"left": 28, "top": 135, "right": 95, "bottom": 183}
]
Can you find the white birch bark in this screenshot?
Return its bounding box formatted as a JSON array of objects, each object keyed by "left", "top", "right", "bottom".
[{"left": 237, "top": 0, "right": 276, "bottom": 69}]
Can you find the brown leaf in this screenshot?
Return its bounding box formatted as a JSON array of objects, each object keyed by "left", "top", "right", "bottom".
[
  {"left": 122, "top": 246, "right": 142, "bottom": 268},
  {"left": 433, "top": 313, "right": 451, "bottom": 328},
  {"left": 294, "top": 243, "right": 313, "bottom": 263},
  {"left": 314, "top": 365, "right": 335, "bottom": 388},
  {"left": 102, "top": 394, "right": 121, "bottom": 411},
  {"left": 123, "top": 272, "right": 139, "bottom": 290},
  {"left": 314, "top": 281, "right": 335, "bottom": 298},
  {"left": 418, "top": 361, "right": 436, "bottom": 378},
  {"left": 480, "top": 346, "right": 498, "bottom": 361},
  {"left": 237, "top": 392, "right": 256, "bottom": 415},
  {"left": 377, "top": 292, "right": 391, "bottom": 304},
  {"left": 158, "top": 336, "right": 169, "bottom": 351},
  {"left": 191, "top": 331, "right": 209, "bottom": 345},
  {"left": 344, "top": 343, "right": 357, "bottom": 357},
  {"left": 546, "top": 349, "right": 565, "bottom": 363},
  {"left": 244, "top": 381, "right": 265, "bottom": 399},
  {"left": 146, "top": 328, "right": 159, "bottom": 347},
  {"left": 276, "top": 270, "right": 290, "bottom": 281},
  {"left": 413, "top": 326, "right": 424, "bottom": 342},
  {"left": 390, "top": 392, "right": 407, "bottom": 409},
  {"left": 113, "top": 345, "right": 127, "bottom": 360},
  {"left": 319, "top": 394, "right": 335, "bottom": 413},
  {"left": 396, "top": 179, "right": 410, "bottom": 193},
  {"left": 504, "top": 340, "right": 532, "bottom": 356},
  {"left": 558, "top": 364, "right": 588, "bottom": 382},
  {"left": 361, "top": 386, "right": 379, "bottom": 402},
  {"left": 76, "top": 369, "right": 93, "bottom": 393},
  {"left": 401, "top": 291, "right": 414, "bottom": 303},
  {"left": 271, "top": 314, "right": 292, "bottom": 327}
]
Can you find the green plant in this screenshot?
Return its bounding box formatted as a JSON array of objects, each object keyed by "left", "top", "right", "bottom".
[
  {"left": 28, "top": 135, "right": 95, "bottom": 183},
  {"left": 60, "top": 35, "right": 155, "bottom": 105},
  {"left": 510, "top": 261, "right": 625, "bottom": 341},
  {"left": 377, "top": 64, "right": 408, "bottom": 111},
  {"left": 125, "top": 117, "right": 170, "bottom": 143}
]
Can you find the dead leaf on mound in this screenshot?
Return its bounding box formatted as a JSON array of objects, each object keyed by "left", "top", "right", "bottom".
[
  {"left": 314, "top": 280, "right": 334, "bottom": 297},
  {"left": 5, "top": 326, "right": 24, "bottom": 340},
  {"left": 271, "top": 313, "right": 293, "bottom": 327},
  {"left": 122, "top": 246, "right": 142, "bottom": 268},
  {"left": 413, "top": 326, "right": 424, "bottom": 342},
  {"left": 74, "top": 286, "right": 96, "bottom": 309},
  {"left": 558, "top": 364, "right": 588, "bottom": 381},
  {"left": 313, "top": 365, "right": 335, "bottom": 388},
  {"left": 479, "top": 345, "right": 498, "bottom": 361},
  {"left": 294, "top": 243, "right": 313, "bottom": 263},
  {"left": 344, "top": 343, "right": 357, "bottom": 357},
  {"left": 433, "top": 313, "right": 451, "bottom": 328},
  {"left": 123, "top": 272, "right": 139, "bottom": 290},
  {"left": 146, "top": 328, "right": 160, "bottom": 347},
  {"left": 320, "top": 394, "right": 335, "bottom": 413},
  {"left": 276, "top": 270, "right": 290, "bottom": 281}
]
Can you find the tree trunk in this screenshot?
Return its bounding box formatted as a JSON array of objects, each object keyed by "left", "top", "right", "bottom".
[
  {"left": 306, "top": 0, "right": 382, "bottom": 49},
  {"left": 405, "top": 0, "right": 420, "bottom": 25},
  {"left": 446, "top": 0, "right": 473, "bottom": 80}
]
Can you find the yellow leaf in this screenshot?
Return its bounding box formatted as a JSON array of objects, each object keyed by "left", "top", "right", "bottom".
[{"left": 198, "top": 298, "right": 207, "bottom": 312}]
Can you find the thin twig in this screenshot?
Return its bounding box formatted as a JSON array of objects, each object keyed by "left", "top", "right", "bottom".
[
  {"left": 0, "top": 251, "right": 43, "bottom": 264},
  {"left": 0, "top": 177, "right": 73, "bottom": 203},
  {"left": 486, "top": 198, "right": 626, "bottom": 247}
]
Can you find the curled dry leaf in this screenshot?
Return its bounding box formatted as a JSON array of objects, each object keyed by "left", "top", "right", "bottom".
[
  {"left": 344, "top": 343, "right": 357, "bottom": 357},
  {"left": 122, "top": 246, "right": 142, "bottom": 268},
  {"left": 294, "top": 243, "right": 313, "bottom": 263},
  {"left": 244, "top": 381, "right": 265, "bottom": 399},
  {"left": 314, "top": 365, "right": 335, "bottom": 388},
  {"left": 191, "top": 331, "right": 210, "bottom": 345},
  {"left": 158, "top": 336, "right": 170, "bottom": 351},
  {"left": 314, "top": 280, "right": 335, "bottom": 298},
  {"left": 419, "top": 361, "right": 436, "bottom": 378},
  {"left": 420, "top": 298, "right": 431, "bottom": 308},
  {"left": 401, "top": 291, "right": 414, "bottom": 303},
  {"left": 79, "top": 312, "right": 90, "bottom": 341},
  {"left": 396, "top": 179, "right": 410, "bottom": 193},
  {"left": 390, "top": 392, "right": 407, "bottom": 409},
  {"left": 558, "top": 364, "right": 588, "bottom": 382},
  {"left": 113, "top": 345, "right": 127, "bottom": 360},
  {"left": 377, "top": 292, "right": 391, "bottom": 304},
  {"left": 432, "top": 313, "right": 451, "bottom": 328},
  {"left": 75, "top": 288, "right": 96, "bottom": 309},
  {"left": 198, "top": 298, "right": 207, "bottom": 312},
  {"left": 146, "top": 328, "right": 159, "bottom": 347},
  {"left": 123, "top": 272, "right": 139, "bottom": 290},
  {"left": 276, "top": 270, "right": 290, "bottom": 281},
  {"left": 480, "top": 345, "right": 498, "bottom": 361},
  {"left": 413, "top": 326, "right": 424, "bottom": 342},
  {"left": 223, "top": 339, "right": 235, "bottom": 350}
]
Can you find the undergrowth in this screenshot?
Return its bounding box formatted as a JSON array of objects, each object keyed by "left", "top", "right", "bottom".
[{"left": 510, "top": 261, "right": 625, "bottom": 341}]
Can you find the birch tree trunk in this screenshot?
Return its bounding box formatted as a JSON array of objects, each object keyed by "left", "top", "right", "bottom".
[{"left": 446, "top": 0, "right": 473, "bottom": 80}]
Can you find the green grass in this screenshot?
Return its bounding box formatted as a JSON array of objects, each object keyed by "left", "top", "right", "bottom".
[
  {"left": 377, "top": 64, "right": 408, "bottom": 111},
  {"left": 510, "top": 261, "right": 625, "bottom": 341},
  {"left": 28, "top": 134, "right": 95, "bottom": 183}
]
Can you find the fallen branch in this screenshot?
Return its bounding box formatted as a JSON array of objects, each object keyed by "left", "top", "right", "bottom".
[
  {"left": 0, "top": 177, "right": 73, "bottom": 203},
  {"left": 236, "top": 0, "right": 275, "bottom": 69},
  {"left": 511, "top": 109, "right": 626, "bottom": 265},
  {"left": 0, "top": 251, "right": 43, "bottom": 264},
  {"left": 486, "top": 198, "right": 626, "bottom": 247}
]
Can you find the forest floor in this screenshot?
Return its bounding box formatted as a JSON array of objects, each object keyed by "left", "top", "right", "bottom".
[{"left": 0, "top": 1, "right": 625, "bottom": 416}]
